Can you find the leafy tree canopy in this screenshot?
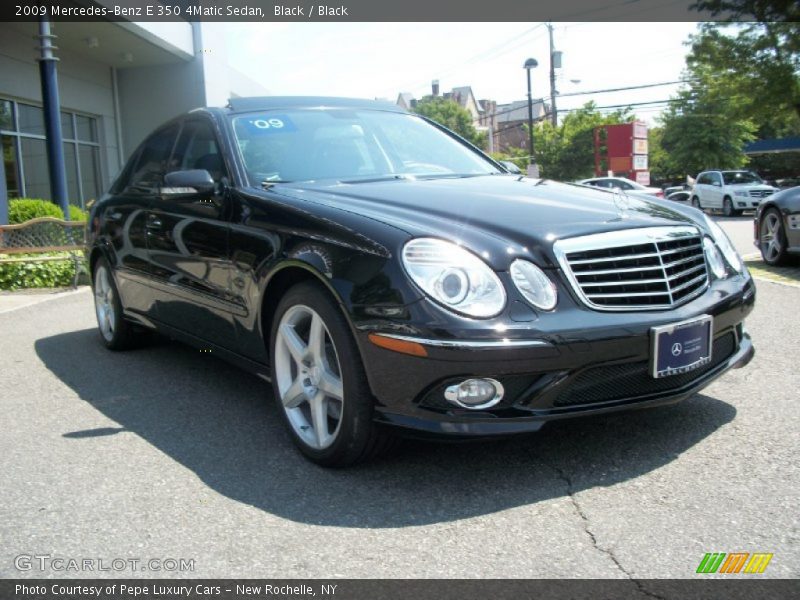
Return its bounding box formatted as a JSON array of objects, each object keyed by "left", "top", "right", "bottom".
[
  {"left": 412, "top": 96, "right": 487, "bottom": 149},
  {"left": 533, "top": 102, "right": 633, "bottom": 181},
  {"left": 657, "top": 10, "right": 799, "bottom": 179}
]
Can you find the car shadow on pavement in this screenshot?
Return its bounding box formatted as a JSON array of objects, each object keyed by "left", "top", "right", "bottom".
[{"left": 36, "top": 328, "right": 737, "bottom": 529}]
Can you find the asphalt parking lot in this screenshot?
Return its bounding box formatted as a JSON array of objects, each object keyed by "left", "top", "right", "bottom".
[{"left": 0, "top": 218, "right": 797, "bottom": 580}]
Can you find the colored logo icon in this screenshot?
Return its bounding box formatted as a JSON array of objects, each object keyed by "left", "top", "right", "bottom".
[{"left": 696, "top": 553, "right": 773, "bottom": 574}]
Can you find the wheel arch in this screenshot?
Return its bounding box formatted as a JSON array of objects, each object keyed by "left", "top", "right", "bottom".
[{"left": 259, "top": 261, "right": 360, "bottom": 364}]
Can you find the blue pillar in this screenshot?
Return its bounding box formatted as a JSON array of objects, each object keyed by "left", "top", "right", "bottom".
[
  {"left": 0, "top": 147, "right": 7, "bottom": 224},
  {"left": 37, "top": 16, "right": 70, "bottom": 220}
]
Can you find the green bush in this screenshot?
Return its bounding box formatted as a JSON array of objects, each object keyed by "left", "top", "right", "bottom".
[
  {"left": 8, "top": 198, "right": 87, "bottom": 224},
  {"left": 0, "top": 252, "right": 84, "bottom": 290}
]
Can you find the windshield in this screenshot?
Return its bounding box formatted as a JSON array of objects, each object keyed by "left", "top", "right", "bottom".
[
  {"left": 231, "top": 109, "right": 500, "bottom": 185},
  {"left": 722, "top": 171, "right": 763, "bottom": 185}
]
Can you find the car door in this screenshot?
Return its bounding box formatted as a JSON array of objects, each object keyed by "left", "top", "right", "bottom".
[
  {"left": 106, "top": 123, "right": 180, "bottom": 320},
  {"left": 145, "top": 117, "right": 238, "bottom": 350},
  {"left": 708, "top": 172, "right": 724, "bottom": 208}
]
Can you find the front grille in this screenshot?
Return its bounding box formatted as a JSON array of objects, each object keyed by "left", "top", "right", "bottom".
[
  {"left": 748, "top": 190, "right": 774, "bottom": 198},
  {"left": 553, "top": 332, "right": 736, "bottom": 408},
  {"left": 554, "top": 226, "right": 709, "bottom": 311}
]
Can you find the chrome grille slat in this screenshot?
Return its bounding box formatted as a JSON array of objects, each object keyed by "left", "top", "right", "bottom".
[
  {"left": 580, "top": 277, "right": 667, "bottom": 288},
  {"left": 670, "top": 273, "right": 707, "bottom": 294},
  {"left": 662, "top": 254, "right": 705, "bottom": 270},
  {"left": 573, "top": 264, "right": 664, "bottom": 276},
  {"left": 567, "top": 251, "right": 661, "bottom": 265},
  {"left": 659, "top": 243, "right": 702, "bottom": 257},
  {"left": 553, "top": 226, "right": 709, "bottom": 311},
  {"left": 667, "top": 263, "right": 706, "bottom": 281},
  {"left": 587, "top": 291, "right": 672, "bottom": 299}
]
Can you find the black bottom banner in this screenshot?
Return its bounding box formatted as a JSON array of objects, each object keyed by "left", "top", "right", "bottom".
[{"left": 1, "top": 579, "right": 798, "bottom": 600}]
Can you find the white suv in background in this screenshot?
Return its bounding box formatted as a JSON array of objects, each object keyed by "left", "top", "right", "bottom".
[{"left": 691, "top": 170, "right": 778, "bottom": 216}]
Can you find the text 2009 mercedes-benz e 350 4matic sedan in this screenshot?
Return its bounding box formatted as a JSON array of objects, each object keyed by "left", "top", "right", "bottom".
[{"left": 88, "top": 97, "right": 755, "bottom": 466}]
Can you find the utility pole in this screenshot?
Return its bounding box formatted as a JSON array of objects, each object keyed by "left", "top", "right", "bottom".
[{"left": 547, "top": 22, "right": 558, "bottom": 127}]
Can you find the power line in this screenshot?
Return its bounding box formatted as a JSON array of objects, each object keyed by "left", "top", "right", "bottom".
[
  {"left": 388, "top": 24, "right": 547, "bottom": 97},
  {"left": 556, "top": 80, "right": 691, "bottom": 98}
]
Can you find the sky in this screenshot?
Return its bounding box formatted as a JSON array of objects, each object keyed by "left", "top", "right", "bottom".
[{"left": 223, "top": 22, "right": 699, "bottom": 126}]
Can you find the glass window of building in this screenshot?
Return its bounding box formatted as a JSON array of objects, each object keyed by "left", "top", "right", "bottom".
[{"left": 0, "top": 98, "right": 102, "bottom": 209}]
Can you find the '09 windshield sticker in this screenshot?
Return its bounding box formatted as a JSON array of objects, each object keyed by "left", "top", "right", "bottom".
[{"left": 239, "top": 115, "right": 297, "bottom": 135}]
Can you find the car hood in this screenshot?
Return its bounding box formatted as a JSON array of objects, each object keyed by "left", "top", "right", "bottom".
[
  {"left": 728, "top": 183, "right": 776, "bottom": 190},
  {"left": 275, "top": 175, "right": 701, "bottom": 269}
]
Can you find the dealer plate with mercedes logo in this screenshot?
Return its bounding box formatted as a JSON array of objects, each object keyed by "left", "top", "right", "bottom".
[{"left": 650, "top": 315, "right": 713, "bottom": 378}]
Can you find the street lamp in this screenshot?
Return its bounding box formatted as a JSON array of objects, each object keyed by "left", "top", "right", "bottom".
[{"left": 524, "top": 58, "right": 539, "bottom": 177}]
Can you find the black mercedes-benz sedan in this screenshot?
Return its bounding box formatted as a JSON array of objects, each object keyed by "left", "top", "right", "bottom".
[{"left": 87, "top": 97, "right": 755, "bottom": 466}]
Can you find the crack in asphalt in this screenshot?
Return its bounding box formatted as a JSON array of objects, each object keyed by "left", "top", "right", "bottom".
[{"left": 537, "top": 456, "right": 668, "bottom": 600}]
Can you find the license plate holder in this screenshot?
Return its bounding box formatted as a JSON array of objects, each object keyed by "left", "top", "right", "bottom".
[{"left": 650, "top": 315, "right": 713, "bottom": 379}]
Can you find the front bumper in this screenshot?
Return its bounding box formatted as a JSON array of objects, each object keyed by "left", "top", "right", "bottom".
[{"left": 356, "top": 274, "right": 756, "bottom": 437}]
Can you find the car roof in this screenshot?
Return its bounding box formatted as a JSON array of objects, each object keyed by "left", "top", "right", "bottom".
[{"left": 226, "top": 96, "right": 406, "bottom": 114}]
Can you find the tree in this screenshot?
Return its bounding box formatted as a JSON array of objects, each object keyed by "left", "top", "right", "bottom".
[
  {"left": 532, "top": 102, "right": 633, "bottom": 181},
  {"left": 657, "top": 14, "right": 799, "bottom": 178},
  {"left": 647, "top": 126, "right": 682, "bottom": 184},
  {"left": 658, "top": 90, "right": 757, "bottom": 178},
  {"left": 413, "top": 96, "right": 486, "bottom": 149},
  {"left": 685, "top": 22, "right": 800, "bottom": 138}
]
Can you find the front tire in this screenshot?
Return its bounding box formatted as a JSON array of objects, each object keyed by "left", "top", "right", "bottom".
[
  {"left": 269, "top": 281, "right": 394, "bottom": 467},
  {"left": 760, "top": 208, "right": 790, "bottom": 266},
  {"left": 691, "top": 196, "right": 703, "bottom": 211},
  {"left": 723, "top": 196, "right": 734, "bottom": 217},
  {"left": 93, "top": 258, "right": 140, "bottom": 350}
]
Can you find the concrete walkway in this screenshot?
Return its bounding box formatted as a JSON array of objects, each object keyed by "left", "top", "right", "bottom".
[{"left": 0, "top": 286, "right": 90, "bottom": 315}]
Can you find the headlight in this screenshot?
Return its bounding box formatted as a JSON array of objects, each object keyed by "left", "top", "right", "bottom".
[
  {"left": 734, "top": 190, "right": 749, "bottom": 197},
  {"left": 702, "top": 214, "right": 743, "bottom": 272},
  {"left": 402, "top": 238, "right": 506, "bottom": 318},
  {"left": 703, "top": 237, "right": 727, "bottom": 279},
  {"left": 509, "top": 259, "right": 557, "bottom": 310}
]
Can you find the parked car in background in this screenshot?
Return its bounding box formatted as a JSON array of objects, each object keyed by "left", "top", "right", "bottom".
[
  {"left": 777, "top": 177, "right": 800, "bottom": 189},
  {"left": 664, "top": 185, "right": 688, "bottom": 197},
  {"left": 691, "top": 170, "right": 778, "bottom": 217},
  {"left": 87, "top": 96, "right": 755, "bottom": 466},
  {"left": 754, "top": 186, "right": 800, "bottom": 265},
  {"left": 578, "top": 176, "right": 664, "bottom": 198},
  {"left": 667, "top": 191, "right": 691, "bottom": 204}
]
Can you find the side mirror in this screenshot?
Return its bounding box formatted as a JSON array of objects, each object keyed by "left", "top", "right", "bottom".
[
  {"left": 499, "top": 160, "right": 522, "bottom": 175},
  {"left": 162, "top": 169, "right": 215, "bottom": 197}
]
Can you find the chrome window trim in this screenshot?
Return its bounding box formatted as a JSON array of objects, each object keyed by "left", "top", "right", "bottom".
[{"left": 554, "top": 225, "right": 709, "bottom": 312}]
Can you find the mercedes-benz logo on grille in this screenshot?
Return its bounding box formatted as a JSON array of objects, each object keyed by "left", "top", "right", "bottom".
[{"left": 671, "top": 342, "right": 683, "bottom": 356}]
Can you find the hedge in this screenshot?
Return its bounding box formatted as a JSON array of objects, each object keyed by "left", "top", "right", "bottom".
[{"left": 8, "top": 198, "right": 87, "bottom": 224}]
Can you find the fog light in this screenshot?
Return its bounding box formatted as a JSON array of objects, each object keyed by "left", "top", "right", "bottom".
[{"left": 444, "top": 378, "right": 504, "bottom": 409}]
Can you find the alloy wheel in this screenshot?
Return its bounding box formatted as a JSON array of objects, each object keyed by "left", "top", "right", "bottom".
[
  {"left": 94, "top": 265, "right": 116, "bottom": 342},
  {"left": 274, "top": 304, "right": 345, "bottom": 450},
  {"left": 761, "top": 212, "right": 784, "bottom": 263}
]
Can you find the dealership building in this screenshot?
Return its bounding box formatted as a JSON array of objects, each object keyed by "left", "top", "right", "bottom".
[{"left": 0, "top": 19, "right": 266, "bottom": 223}]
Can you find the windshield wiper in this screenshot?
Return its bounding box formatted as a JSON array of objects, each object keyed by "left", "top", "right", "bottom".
[
  {"left": 340, "top": 174, "right": 412, "bottom": 184},
  {"left": 341, "top": 172, "right": 500, "bottom": 184},
  {"left": 261, "top": 179, "right": 292, "bottom": 188}
]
